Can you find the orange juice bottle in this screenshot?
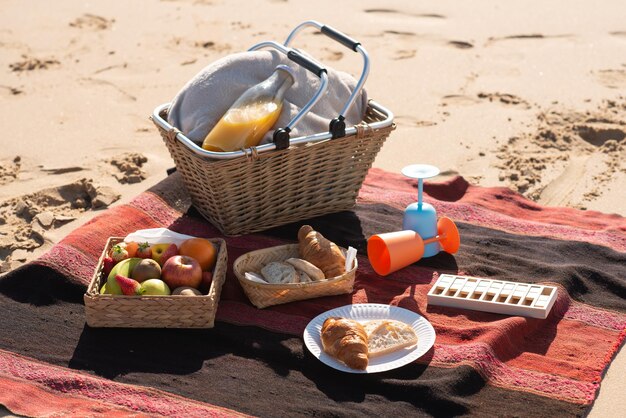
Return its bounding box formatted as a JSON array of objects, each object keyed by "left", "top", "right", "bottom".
[{"left": 202, "top": 65, "right": 295, "bottom": 152}]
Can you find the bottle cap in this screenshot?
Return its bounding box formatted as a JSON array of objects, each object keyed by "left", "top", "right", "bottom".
[{"left": 275, "top": 64, "right": 296, "bottom": 84}]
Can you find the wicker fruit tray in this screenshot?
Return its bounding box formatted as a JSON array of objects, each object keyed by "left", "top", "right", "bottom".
[
  {"left": 84, "top": 236, "right": 227, "bottom": 328},
  {"left": 233, "top": 244, "right": 357, "bottom": 309}
]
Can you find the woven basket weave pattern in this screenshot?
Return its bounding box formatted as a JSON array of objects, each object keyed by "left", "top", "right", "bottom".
[
  {"left": 233, "top": 244, "right": 356, "bottom": 309},
  {"left": 156, "top": 104, "right": 394, "bottom": 235},
  {"left": 84, "top": 237, "right": 228, "bottom": 328}
]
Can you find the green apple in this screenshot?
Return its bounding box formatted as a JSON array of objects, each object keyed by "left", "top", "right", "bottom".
[
  {"left": 106, "top": 257, "right": 142, "bottom": 295},
  {"left": 140, "top": 279, "right": 171, "bottom": 296},
  {"left": 150, "top": 243, "right": 178, "bottom": 266},
  {"left": 100, "top": 283, "right": 109, "bottom": 294}
]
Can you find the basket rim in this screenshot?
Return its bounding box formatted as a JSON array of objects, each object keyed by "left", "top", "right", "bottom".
[
  {"left": 151, "top": 99, "right": 394, "bottom": 161},
  {"left": 233, "top": 243, "right": 357, "bottom": 289},
  {"left": 85, "top": 236, "right": 227, "bottom": 299}
]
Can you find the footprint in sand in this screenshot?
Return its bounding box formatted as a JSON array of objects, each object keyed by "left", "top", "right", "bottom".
[
  {"left": 395, "top": 115, "right": 437, "bottom": 127},
  {"left": 383, "top": 30, "right": 417, "bottom": 37},
  {"left": 0, "top": 178, "right": 121, "bottom": 271},
  {"left": 448, "top": 40, "right": 474, "bottom": 49},
  {"left": 0, "top": 157, "right": 21, "bottom": 186},
  {"left": 576, "top": 124, "right": 626, "bottom": 147},
  {"left": 477, "top": 92, "right": 531, "bottom": 108},
  {"left": 496, "top": 100, "right": 626, "bottom": 201},
  {"left": 69, "top": 14, "right": 114, "bottom": 30},
  {"left": 441, "top": 95, "right": 481, "bottom": 106},
  {"left": 321, "top": 49, "right": 343, "bottom": 61},
  {"left": 364, "top": 8, "right": 445, "bottom": 19},
  {"left": 538, "top": 156, "right": 589, "bottom": 207},
  {"left": 9, "top": 56, "right": 60, "bottom": 72},
  {"left": 230, "top": 21, "right": 251, "bottom": 30},
  {"left": 0, "top": 85, "right": 24, "bottom": 95},
  {"left": 193, "top": 40, "right": 231, "bottom": 53},
  {"left": 593, "top": 69, "right": 626, "bottom": 89},
  {"left": 485, "top": 33, "right": 571, "bottom": 46},
  {"left": 392, "top": 49, "right": 416, "bottom": 60},
  {"left": 108, "top": 153, "right": 148, "bottom": 184}
]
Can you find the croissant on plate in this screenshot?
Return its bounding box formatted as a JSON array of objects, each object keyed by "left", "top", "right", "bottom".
[
  {"left": 321, "top": 317, "right": 369, "bottom": 370},
  {"left": 298, "top": 225, "right": 346, "bottom": 278}
]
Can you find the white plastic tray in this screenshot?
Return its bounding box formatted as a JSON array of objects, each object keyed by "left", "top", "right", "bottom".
[{"left": 427, "top": 274, "right": 557, "bottom": 319}]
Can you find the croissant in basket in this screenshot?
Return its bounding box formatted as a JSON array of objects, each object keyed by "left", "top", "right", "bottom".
[
  {"left": 321, "top": 317, "right": 368, "bottom": 370},
  {"left": 298, "top": 225, "right": 346, "bottom": 279}
]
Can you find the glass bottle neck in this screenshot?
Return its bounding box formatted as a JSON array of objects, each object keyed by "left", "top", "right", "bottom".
[{"left": 264, "top": 68, "right": 294, "bottom": 102}]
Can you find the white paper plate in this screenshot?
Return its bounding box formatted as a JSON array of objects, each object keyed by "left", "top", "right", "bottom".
[{"left": 303, "top": 303, "right": 436, "bottom": 373}]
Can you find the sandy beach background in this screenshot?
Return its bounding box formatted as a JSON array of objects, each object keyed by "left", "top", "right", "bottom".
[{"left": 0, "top": 0, "right": 624, "bottom": 416}]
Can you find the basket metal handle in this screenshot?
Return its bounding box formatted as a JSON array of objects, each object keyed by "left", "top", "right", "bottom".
[
  {"left": 248, "top": 41, "right": 329, "bottom": 150},
  {"left": 284, "top": 20, "right": 370, "bottom": 139}
]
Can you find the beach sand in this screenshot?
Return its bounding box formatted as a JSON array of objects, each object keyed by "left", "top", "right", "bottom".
[{"left": 0, "top": 0, "right": 624, "bottom": 416}]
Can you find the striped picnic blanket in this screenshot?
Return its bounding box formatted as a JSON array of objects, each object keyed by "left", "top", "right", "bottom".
[{"left": 0, "top": 168, "right": 624, "bottom": 417}]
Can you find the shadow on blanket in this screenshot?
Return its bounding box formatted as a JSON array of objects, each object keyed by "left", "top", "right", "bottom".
[{"left": 0, "top": 263, "right": 84, "bottom": 306}]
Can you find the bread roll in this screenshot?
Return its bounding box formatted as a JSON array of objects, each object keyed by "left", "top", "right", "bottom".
[
  {"left": 297, "top": 270, "right": 312, "bottom": 283},
  {"left": 366, "top": 320, "right": 418, "bottom": 357},
  {"left": 285, "top": 258, "right": 325, "bottom": 281},
  {"left": 261, "top": 262, "right": 297, "bottom": 284}
]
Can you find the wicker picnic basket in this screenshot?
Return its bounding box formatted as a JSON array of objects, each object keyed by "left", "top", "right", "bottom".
[
  {"left": 84, "top": 237, "right": 228, "bottom": 328},
  {"left": 151, "top": 21, "right": 394, "bottom": 236},
  {"left": 233, "top": 244, "right": 357, "bottom": 309}
]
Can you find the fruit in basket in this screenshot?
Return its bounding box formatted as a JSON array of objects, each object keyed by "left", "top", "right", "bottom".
[
  {"left": 124, "top": 241, "right": 139, "bottom": 258},
  {"left": 161, "top": 255, "right": 202, "bottom": 289},
  {"left": 111, "top": 244, "right": 129, "bottom": 263},
  {"left": 200, "top": 271, "right": 213, "bottom": 293},
  {"left": 179, "top": 238, "right": 217, "bottom": 271},
  {"left": 136, "top": 242, "right": 152, "bottom": 259},
  {"left": 106, "top": 257, "right": 142, "bottom": 295},
  {"left": 103, "top": 256, "right": 116, "bottom": 277},
  {"left": 115, "top": 274, "right": 143, "bottom": 296},
  {"left": 151, "top": 243, "right": 178, "bottom": 266},
  {"left": 130, "top": 259, "right": 161, "bottom": 283},
  {"left": 172, "top": 286, "right": 202, "bottom": 296},
  {"left": 100, "top": 283, "right": 108, "bottom": 294},
  {"left": 140, "top": 279, "right": 171, "bottom": 296}
]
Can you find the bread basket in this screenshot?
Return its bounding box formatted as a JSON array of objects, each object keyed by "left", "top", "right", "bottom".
[
  {"left": 233, "top": 244, "right": 357, "bottom": 309},
  {"left": 84, "top": 236, "right": 227, "bottom": 328}
]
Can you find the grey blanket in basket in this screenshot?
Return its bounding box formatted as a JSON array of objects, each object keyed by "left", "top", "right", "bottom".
[{"left": 167, "top": 50, "right": 368, "bottom": 146}]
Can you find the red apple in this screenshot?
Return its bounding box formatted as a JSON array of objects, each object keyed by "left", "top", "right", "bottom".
[
  {"left": 161, "top": 255, "right": 202, "bottom": 289},
  {"left": 199, "top": 271, "right": 213, "bottom": 293},
  {"left": 151, "top": 243, "right": 178, "bottom": 266}
]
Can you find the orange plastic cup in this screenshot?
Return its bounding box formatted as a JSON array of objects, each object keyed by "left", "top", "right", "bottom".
[
  {"left": 437, "top": 216, "right": 460, "bottom": 254},
  {"left": 367, "top": 230, "right": 425, "bottom": 276}
]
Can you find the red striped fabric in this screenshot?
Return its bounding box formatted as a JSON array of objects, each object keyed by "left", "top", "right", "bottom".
[{"left": 2, "top": 169, "right": 623, "bottom": 416}]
